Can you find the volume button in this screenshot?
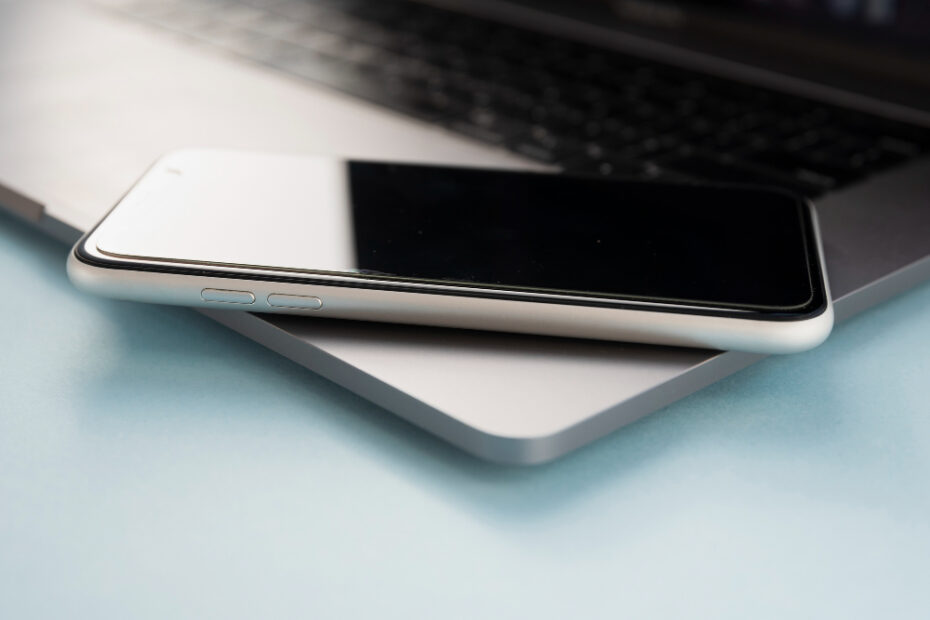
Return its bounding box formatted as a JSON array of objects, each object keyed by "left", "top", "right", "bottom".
[
  {"left": 267, "top": 294, "right": 323, "bottom": 310},
  {"left": 201, "top": 288, "right": 255, "bottom": 305}
]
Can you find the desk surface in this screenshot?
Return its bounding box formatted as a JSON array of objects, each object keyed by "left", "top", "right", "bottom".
[{"left": 2, "top": 211, "right": 929, "bottom": 619}]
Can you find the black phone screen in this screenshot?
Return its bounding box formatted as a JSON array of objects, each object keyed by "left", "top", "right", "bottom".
[{"left": 344, "top": 162, "right": 826, "bottom": 315}]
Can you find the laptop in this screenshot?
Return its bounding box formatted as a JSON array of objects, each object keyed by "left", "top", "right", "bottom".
[{"left": 1, "top": 0, "right": 928, "bottom": 464}]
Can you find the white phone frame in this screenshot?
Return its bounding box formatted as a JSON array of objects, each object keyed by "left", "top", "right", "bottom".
[{"left": 68, "top": 151, "right": 834, "bottom": 354}]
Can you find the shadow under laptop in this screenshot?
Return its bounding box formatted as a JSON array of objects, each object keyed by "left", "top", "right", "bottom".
[{"left": 6, "top": 208, "right": 928, "bottom": 530}]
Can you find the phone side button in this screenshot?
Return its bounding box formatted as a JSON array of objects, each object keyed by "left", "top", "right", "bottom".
[
  {"left": 201, "top": 288, "right": 255, "bottom": 305},
  {"left": 266, "top": 294, "right": 323, "bottom": 310}
]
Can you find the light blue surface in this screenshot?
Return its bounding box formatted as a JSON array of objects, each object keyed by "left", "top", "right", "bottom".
[{"left": 1, "top": 210, "right": 929, "bottom": 619}]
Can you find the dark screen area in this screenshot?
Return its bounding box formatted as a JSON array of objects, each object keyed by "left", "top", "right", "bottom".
[{"left": 347, "top": 163, "right": 822, "bottom": 312}]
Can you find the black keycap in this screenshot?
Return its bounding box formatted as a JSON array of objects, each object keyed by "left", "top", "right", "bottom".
[{"left": 509, "top": 125, "right": 584, "bottom": 164}]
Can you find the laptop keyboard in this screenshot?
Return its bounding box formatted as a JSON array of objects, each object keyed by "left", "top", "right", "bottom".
[{"left": 101, "top": 0, "right": 930, "bottom": 197}]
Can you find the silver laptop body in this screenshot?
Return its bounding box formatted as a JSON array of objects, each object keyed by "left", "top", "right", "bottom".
[{"left": 2, "top": 0, "right": 928, "bottom": 463}]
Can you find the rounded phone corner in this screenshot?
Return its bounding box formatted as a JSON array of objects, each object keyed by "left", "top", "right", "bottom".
[
  {"left": 66, "top": 232, "right": 130, "bottom": 301},
  {"left": 808, "top": 299, "right": 835, "bottom": 349},
  {"left": 66, "top": 242, "right": 102, "bottom": 294},
  {"left": 774, "top": 299, "right": 835, "bottom": 354}
]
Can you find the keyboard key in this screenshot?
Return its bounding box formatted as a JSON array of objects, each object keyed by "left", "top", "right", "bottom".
[{"left": 509, "top": 125, "right": 583, "bottom": 164}]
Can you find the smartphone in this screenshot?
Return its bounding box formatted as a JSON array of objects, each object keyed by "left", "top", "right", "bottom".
[{"left": 68, "top": 149, "right": 833, "bottom": 353}]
